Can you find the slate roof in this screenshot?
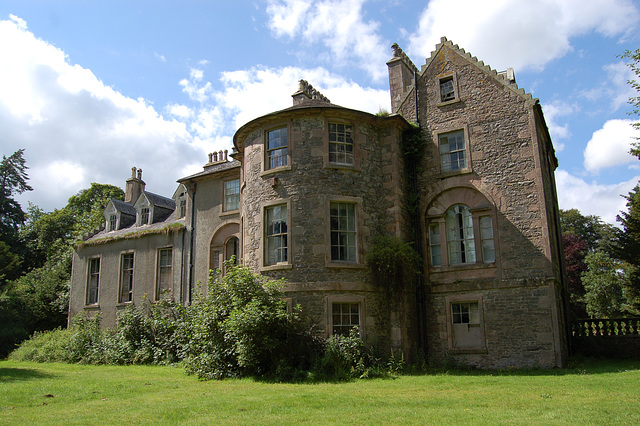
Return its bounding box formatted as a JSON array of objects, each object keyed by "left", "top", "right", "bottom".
[
  {"left": 179, "top": 159, "right": 241, "bottom": 181},
  {"left": 111, "top": 199, "right": 136, "bottom": 216},
  {"left": 143, "top": 191, "right": 176, "bottom": 210}
]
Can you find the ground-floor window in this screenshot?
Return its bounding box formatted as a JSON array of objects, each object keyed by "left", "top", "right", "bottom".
[
  {"left": 331, "top": 302, "right": 361, "bottom": 336},
  {"left": 119, "top": 253, "right": 134, "bottom": 303},
  {"left": 448, "top": 298, "right": 484, "bottom": 350}
]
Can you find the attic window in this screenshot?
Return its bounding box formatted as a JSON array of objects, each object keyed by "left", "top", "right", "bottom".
[
  {"left": 179, "top": 199, "right": 186, "bottom": 218},
  {"left": 141, "top": 207, "right": 150, "bottom": 225},
  {"left": 109, "top": 214, "right": 117, "bottom": 231},
  {"left": 440, "top": 77, "right": 455, "bottom": 102}
]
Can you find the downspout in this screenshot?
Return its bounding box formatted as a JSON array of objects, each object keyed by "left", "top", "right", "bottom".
[
  {"left": 412, "top": 69, "right": 428, "bottom": 357},
  {"left": 188, "top": 181, "right": 197, "bottom": 305}
]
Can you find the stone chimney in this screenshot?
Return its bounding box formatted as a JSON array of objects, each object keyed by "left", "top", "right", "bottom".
[
  {"left": 203, "top": 149, "right": 230, "bottom": 170},
  {"left": 125, "top": 167, "right": 146, "bottom": 203},
  {"left": 386, "top": 43, "right": 418, "bottom": 114},
  {"left": 291, "top": 80, "right": 331, "bottom": 106}
]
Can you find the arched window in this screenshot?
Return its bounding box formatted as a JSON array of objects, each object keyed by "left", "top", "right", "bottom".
[
  {"left": 446, "top": 204, "right": 476, "bottom": 265},
  {"left": 225, "top": 236, "right": 239, "bottom": 265}
]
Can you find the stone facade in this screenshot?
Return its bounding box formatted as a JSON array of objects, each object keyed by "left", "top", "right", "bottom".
[{"left": 69, "top": 38, "right": 567, "bottom": 368}]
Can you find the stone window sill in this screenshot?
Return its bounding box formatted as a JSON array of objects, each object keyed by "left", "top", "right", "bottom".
[
  {"left": 325, "top": 261, "right": 366, "bottom": 269},
  {"left": 84, "top": 304, "right": 100, "bottom": 310},
  {"left": 261, "top": 263, "right": 293, "bottom": 272},
  {"left": 260, "top": 166, "right": 291, "bottom": 177},
  {"left": 437, "top": 98, "right": 461, "bottom": 107}
]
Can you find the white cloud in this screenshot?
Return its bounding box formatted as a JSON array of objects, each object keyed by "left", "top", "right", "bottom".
[
  {"left": 407, "top": 0, "right": 639, "bottom": 72},
  {"left": 179, "top": 68, "right": 213, "bottom": 102},
  {"left": 215, "top": 66, "right": 390, "bottom": 130},
  {"left": 540, "top": 101, "right": 580, "bottom": 150},
  {"left": 266, "top": 0, "right": 389, "bottom": 81},
  {"left": 556, "top": 169, "right": 639, "bottom": 225},
  {"left": 583, "top": 119, "right": 638, "bottom": 172},
  {"left": 0, "top": 17, "right": 203, "bottom": 211}
]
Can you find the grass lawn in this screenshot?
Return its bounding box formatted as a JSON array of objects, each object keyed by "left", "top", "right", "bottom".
[{"left": 0, "top": 359, "right": 638, "bottom": 425}]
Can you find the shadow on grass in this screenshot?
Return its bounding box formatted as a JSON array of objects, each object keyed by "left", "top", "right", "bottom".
[
  {"left": 402, "top": 357, "right": 639, "bottom": 378},
  {"left": 0, "top": 367, "right": 57, "bottom": 382}
]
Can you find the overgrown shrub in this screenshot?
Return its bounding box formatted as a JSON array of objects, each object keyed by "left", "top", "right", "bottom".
[
  {"left": 365, "top": 236, "right": 421, "bottom": 294},
  {"left": 319, "top": 327, "right": 382, "bottom": 380},
  {"left": 182, "top": 263, "right": 320, "bottom": 379},
  {"left": 8, "top": 328, "right": 73, "bottom": 362}
]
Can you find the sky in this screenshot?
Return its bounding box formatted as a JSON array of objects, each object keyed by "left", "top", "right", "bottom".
[{"left": 1, "top": 0, "right": 639, "bottom": 225}]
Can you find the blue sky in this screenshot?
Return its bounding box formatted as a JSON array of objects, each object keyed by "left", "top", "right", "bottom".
[{"left": 1, "top": 0, "right": 639, "bottom": 224}]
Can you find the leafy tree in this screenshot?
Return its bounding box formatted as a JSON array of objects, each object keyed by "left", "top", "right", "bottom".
[
  {"left": 620, "top": 48, "right": 640, "bottom": 158},
  {"left": 613, "top": 184, "right": 640, "bottom": 314},
  {"left": 66, "top": 183, "right": 124, "bottom": 236},
  {"left": 582, "top": 251, "right": 626, "bottom": 318},
  {"left": 559, "top": 209, "right": 616, "bottom": 252},
  {"left": 0, "top": 149, "right": 32, "bottom": 240},
  {"left": 562, "top": 233, "right": 589, "bottom": 318}
]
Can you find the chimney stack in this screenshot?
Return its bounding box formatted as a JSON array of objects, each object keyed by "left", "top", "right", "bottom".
[{"left": 125, "top": 167, "right": 146, "bottom": 203}]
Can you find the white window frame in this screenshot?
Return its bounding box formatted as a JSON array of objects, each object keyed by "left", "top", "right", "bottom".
[
  {"left": 330, "top": 201, "right": 358, "bottom": 263},
  {"left": 265, "top": 126, "right": 288, "bottom": 170},
  {"left": 156, "top": 247, "right": 173, "bottom": 300},
  {"left": 328, "top": 122, "right": 354, "bottom": 165},
  {"left": 109, "top": 214, "right": 117, "bottom": 231},
  {"left": 86, "top": 257, "right": 100, "bottom": 305},
  {"left": 119, "top": 252, "right": 134, "bottom": 303},
  {"left": 263, "top": 202, "right": 289, "bottom": 267},
  {"left": 223, "top": 178, "right": 240, "bottom": 212}
]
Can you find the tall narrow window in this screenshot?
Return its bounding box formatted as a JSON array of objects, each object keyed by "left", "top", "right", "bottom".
[
  {"left": 224, "top": 179, "right": 240, "bottom": 211},
  {"left": 332, "top": 302, "right": 361, "bottom": 336},
  {"left": 330, "top": 202, "right": 357, "bottom": 262},
  {"left": 265, "top": 204, "right": 287, "bottom": 265},
  {"left": 429, "top": 223, "right": 442, "bottom": 267},
  {"left": 439, "top": 130, "right": 467, "bottom": 172},
  {"left": 446, "top": 204, "right": 476, "bottom": 265},
  {"left": 157, "top": 248, "right": 172, "bottom": 299},
  {"left": 480, "top": 216, "right": 495, "bottom": 263},
  {"left": 225, "top": 236, "right": 239, "bottom": 265},
  {"left": 109, "top": 214, "right": 117, "bottom": 231},
  {"left": 266, "top": 127, "right": 288, "bottom": 169},
  {"left": 86, "top": 258, "right": 100, "bottom": 305},
  {"left": 141, "top": 207, "right": 150, "bottom": 225},
  {"left": 119, "top": 253, "right": 134, "bottom": 303},
  {"left": 179, "top": 199, "right": 186, "bottom": 218},
  {"left": 440, "top": 76, "right": 455, "bottom": 102},
  {"left": 329, "top": 122, "right": 354, "bottom": 165}
]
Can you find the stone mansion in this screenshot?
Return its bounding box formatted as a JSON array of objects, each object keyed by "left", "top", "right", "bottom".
[{"left": 69, "top": 38, "right": 569, "bottom": 368}]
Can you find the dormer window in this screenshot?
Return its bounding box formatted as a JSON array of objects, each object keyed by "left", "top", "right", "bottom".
[
  {"left": 179, "top": 199, "right": 186, "bottom": 218},
  {"left": 109, "top": 214, "right": 117, "bottom": 231},
  {"left": 141, "top": 207, "right": 150, "bottom": 225}
]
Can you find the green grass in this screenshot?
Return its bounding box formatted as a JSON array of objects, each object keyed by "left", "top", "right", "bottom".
[{"left": 0, "top": 359, "right": 638, "bottom": 425}]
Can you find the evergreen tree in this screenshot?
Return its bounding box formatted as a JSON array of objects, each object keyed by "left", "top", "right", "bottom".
[{"left": 614, "top": 185, "right": 640, "bottom": 314}]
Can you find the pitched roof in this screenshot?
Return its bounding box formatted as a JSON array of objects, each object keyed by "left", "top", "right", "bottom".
[
  {"left": 179, "top": 159, "right": 241, "bottom": 181},
  {"left": 143, "top": 191, "right": 176, "bottom": 210},
  {"left": 111, "top": 199, "right": 136, "bottom": 216}
]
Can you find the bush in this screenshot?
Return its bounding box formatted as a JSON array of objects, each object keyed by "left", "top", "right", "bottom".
[
  {"left": 319, "top": 327, "right": 381, "bottom": 380},
  {"left": 182, "top": 263, "right": 320, "bottom": 380},
  {"left": 8, "top": 328, "right": 74, "bottom": 362}
]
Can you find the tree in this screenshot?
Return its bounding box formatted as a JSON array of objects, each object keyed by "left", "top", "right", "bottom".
[
  {"left": 559, "top": 209, "right": 616, "bottom": 252},
  {"left": 562, "top": 233, "right": 589, "bottom": 318},
  {"left": 620, "top": 48, "right": 640, "bottom": 158},
  {"left": 0, "top": 149, "right": 32, "bottom": 240},
  {"left": 581, "top": 251, "right": 626, "bottom": 318},
  {"left": 613, "top": 184, "right": 640, "bottom": 314}
]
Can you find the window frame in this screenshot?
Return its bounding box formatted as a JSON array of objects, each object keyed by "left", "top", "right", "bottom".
[
  {"left": 436, "top": 72, "right": 460, "bottom": 106},
  {"left": 118, "top": 252, "right": 134, "bottom": 304},
  {"left": 445, "top": 295, "right": 487, "bottom": 353},
  {"left": 327, "top": 295, "right": 365, "bottom": 338},
  {"left": 328, "top": 121, "right": 355, "bottom": 166},
  {"left": 86, "top": 257, "right": 100, "bottom": 306},
  {"left": 108, "top": 214, "right": 118, "bottom": 231},
  {"left": 427, "top": 205, "right": 496, "bottom": 269},
  {"left": 155, "top": 247, "right": 173, "bottom": 300},
  {"left": 140, "top": 207, "right": 150, "bottom": 225},
  {"left": 326, "top": 196, "right": 363, "bottom": 268},
  {"left": 264, "top": 125, "right": 290, "bottom": 172},
  {"left": 261, "top": 200, "right": 292, "bottom": 270},
  {"left": 438, "top": 129, "right": 470, "bottom": 174},
  {"left": 223, "top": 178, "right": 240, "bottom": 212}
]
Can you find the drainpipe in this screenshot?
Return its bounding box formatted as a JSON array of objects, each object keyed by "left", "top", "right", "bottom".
[
  {"left": 412, "top": 68, "right": 428, "bottom": 357},
  {"left": 188, "top": 181, "right": 197, "bottom": 305}
]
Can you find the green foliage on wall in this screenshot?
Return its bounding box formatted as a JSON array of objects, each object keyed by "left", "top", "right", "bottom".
[{"left": 365, "top": 236, "right": 421, "bottom": 294}]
